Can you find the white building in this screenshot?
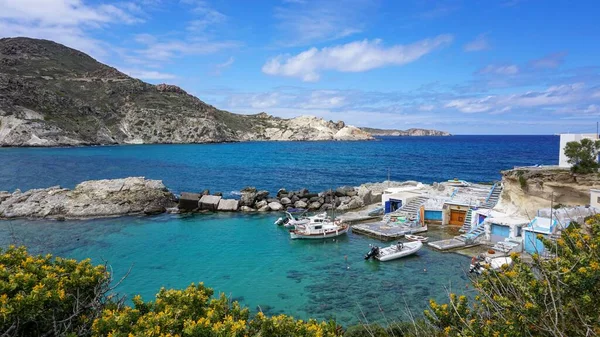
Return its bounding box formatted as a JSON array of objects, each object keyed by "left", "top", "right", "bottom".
[
  {"left": 591, "top": 189, "right": 600, "bottom": 209},
  {"left": 559, "top": 133, "right": 598, "bottom": 168}
]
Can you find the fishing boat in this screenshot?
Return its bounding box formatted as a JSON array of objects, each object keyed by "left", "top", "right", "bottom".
[
  {"left": 364, "top": 241, "right": 423, "bottom": 261},
  {"left": 469, "top": 255, "right": 513, "bottom": 275},
  {"left": 404, "top": 234, "right": 428, "bottom": 242},
  {"left": 289, "top": 217, "right": 349, "bottom": 240}
]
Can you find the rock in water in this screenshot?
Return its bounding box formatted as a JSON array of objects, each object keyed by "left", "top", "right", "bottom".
[
  {"left": 294, "top": 200, "right": 308, "bottom": 209},
  {"left": 268, "top": 202, "right": 283, "bottom": 211},
  {"left": 217, "top": 199, "right": 239, "bottom": 212},
  {"left": 357, "top": 186, "right": 372, "bottom": 205},
  {"left": 0, "top": 177, "right": 176, "bottom": 219},
  {"left": 199, "top": 195, "right": 222, "bottom": 211}
]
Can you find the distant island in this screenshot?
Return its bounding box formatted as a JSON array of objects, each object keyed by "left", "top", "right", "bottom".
[
  {"left": 359, "top": 127, "right": 451, "bottom": 136},
  {"left": 0, "top": 37, "right": 448, "bottom": 147}
]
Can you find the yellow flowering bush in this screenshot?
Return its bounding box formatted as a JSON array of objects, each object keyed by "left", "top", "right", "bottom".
[
  {"left": 0, "top": 245, "right": 111, "bottom": 336},
  {"left": 425, "top": 215, "right": 600, "bottom": 336},
  {"left": 93, "top": 284, "right": 342, "bottom": 337}
]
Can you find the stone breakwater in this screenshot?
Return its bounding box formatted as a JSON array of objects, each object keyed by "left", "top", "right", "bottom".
[
  {"left": 176, "top": 184, "right": 385, "bottom": 213},
  {"left": 0, "top": 177, "right": 177, "bottom": 220},
  {"left": 0, "top": 178, "right": 424, "bottom": 220}
]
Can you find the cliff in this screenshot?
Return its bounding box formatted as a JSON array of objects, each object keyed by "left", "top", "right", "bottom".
[
  {"left": 496, "top": 167, "right": 600, "bottom": 217},
  {"left": 0, "top": 37, "right": 372, "bottom": 146},
  {"left": 359, "top": 127, "right": 451, "bottom": 136}
]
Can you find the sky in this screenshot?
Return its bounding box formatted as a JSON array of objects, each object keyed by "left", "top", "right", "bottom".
[{"left": 1, "top": 0, "right": 600, "bottom": 134}]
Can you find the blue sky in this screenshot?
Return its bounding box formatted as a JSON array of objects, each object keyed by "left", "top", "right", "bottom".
[{"left": 1, "top": 0, "right": 600, "bottom": 134}]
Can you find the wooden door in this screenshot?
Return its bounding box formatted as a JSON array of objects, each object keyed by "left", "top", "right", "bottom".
[{"left": 450, "top": 210, "right": 466, "bottom": 226}]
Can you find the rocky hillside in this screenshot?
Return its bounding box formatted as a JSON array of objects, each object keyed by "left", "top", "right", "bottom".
[
  {"left": 360, "top": 127, "right": 450, "bottom": 136},
  {"left": 0, "top": 37, "right": 372, "bottom": 146},
  {"left": 496, "top": 167, "right": 600, "bottom": 217}
]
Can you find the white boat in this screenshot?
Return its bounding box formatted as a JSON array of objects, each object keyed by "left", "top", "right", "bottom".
[
  {"left": 469, "top": 256, "right": 513, "bottom": 274},
  {"left": 274, "top": 211, "right": 310, "bottom": 228},
  {"left": 290, "top": 217, "right": 349, "bottom": 239},
  {"left": 447, "top": 179, "right": 470, "bottom": 187},
  {"left": 364, "top": 241, "right": 423, "bottom": 261},
  {"left": 405, "top": 234, "right": 428, "bottom": 242}
]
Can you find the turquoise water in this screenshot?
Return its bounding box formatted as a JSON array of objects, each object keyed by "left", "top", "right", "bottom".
[
  {"left": 0, "top": 213, "right": 471, "bottom": 326},
  {"left": 0, "top": 136, "right": 559, "bottom": 326}
]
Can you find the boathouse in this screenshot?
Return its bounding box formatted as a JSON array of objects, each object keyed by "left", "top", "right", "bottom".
[
  {"left": 381, "top": 185, "right": 425, "bottom": 214},
  {"left": 443, "top": 202, "right": 471, "bottom": 226}
]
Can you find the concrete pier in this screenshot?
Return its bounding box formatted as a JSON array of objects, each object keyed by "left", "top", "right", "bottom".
[{"left": 352, "top": 222, "right": 428, "bottom": 241}]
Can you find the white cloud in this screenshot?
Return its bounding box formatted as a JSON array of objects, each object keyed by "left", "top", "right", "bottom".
[
  {"left": 529, "top": 52, "right": 567, "bottom": 69},
  {"left": 478, "top": 64, "right": 519, "bottom": 75},
  {"left": 445, "top": 97, "right": 494, "bottom": 113},
  {"left": 445, "top": 83, "right": 591, "bottom": 113},
  {"left": 185, "top": 1, "right": 226, "bottom": 32},
  {"left": 212, "top": 56, "right": 235, "bottom": 75},
  {"left": 418, "top": 104, "right": 435, "bottom": 111},
  {"left": 133, "top": 37, "right": 239, "bottom": 61},
  {"left": 262, "top": 35, "right": 454, "bottom": 82},
  {"left": 0, "top": 0, "right": 143, "bottom": 57},
  {"left": 464, "top": 34, "right": 490, "bottom": 52},
  {"left": 273, "top": 0, "right": 371, "bottom": 46}
]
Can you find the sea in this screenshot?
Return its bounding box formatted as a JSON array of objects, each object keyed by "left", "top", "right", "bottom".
[{"left": 0, "top": 135, "right": 559, "bottom": 326}]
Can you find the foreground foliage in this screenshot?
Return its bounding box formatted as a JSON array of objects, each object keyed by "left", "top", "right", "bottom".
[
  {"left": 565, "top": 138, "right": 600, "bottom": 173},
  {"left": 426, "top": 214, "right": 600, "bottom": 336},
  {"left": 0, "top": 246, "right": 111, "bottom": 336},
  {"left": 93, "top": 283, "right": 342, "bottom": 337}
]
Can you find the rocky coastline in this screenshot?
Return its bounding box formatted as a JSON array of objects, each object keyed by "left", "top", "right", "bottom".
[
  {"left": 0, "top": 178, "right": 434, "bottom": 220},
  {"left": 0, "top": 177, "right": 177, "bottom": 220}
]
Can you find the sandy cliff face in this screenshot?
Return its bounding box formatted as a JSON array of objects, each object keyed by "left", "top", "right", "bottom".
[
  {"left": 496, "top": 167, "right": 600, "bottom": 217},
  {"left": 0, "top": 37, "right": 372, "bottom": 146}
]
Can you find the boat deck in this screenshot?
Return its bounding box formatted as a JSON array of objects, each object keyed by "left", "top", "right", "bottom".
[
  {"left": 352, "top": 222, "right": 427, "bottom": 241},
  {"left": 428, "top": 238, "right": 481, "bottom": 251}
]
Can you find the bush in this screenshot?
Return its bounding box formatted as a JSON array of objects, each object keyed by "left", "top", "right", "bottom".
[
  {"left": 425, "top": 215, "right": 600, "bottom": 336},
  {"left": 0, "top": 246, "right": 111, "bottom": 336},
  {"left": 518, "top": 175, "right": 528, "bottom": 190}
]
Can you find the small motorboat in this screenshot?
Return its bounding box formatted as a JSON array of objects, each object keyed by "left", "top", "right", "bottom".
[
  {"left": 405, "top": 234, "right": 428, "bottom": 242},
  {"left": 364, "top": 241, "right": 423, "bottom": 262},
  {"left": 290, "top": 217, "right": 349, "bottom": 240},
  {"left": 274, "top": 211, "right": 311, "bottom": 228},
  {"left": 469, "top": 255, "right": 513, "bottom": 275}
]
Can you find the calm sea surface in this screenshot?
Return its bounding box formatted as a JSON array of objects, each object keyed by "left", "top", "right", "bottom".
[{"left": 0, "top": 135, "right": 559, "bottom": 325}]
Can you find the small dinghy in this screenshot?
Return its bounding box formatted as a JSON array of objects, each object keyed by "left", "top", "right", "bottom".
[
  {"left": 364, "top": 241, "right": 423, "bottom": 262},
  {"left": 274, "top": 211, "right": 312, "bottom": 228},
  {"left": 404, "top": 234, "right": 428, "bottom": 242},
  {"left": 469, "top": 255, "right": 513, "bottom": 275}
]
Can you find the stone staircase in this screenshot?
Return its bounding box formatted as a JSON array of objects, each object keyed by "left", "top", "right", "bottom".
[
  {"left": 456, "top": 222, "right": 485, "bottom": 242},
  {"left": 482, "top": 183, "right": 503, "bottom": 209},
  {"left": 383, "top": 196, "right": 428, "bottom": 221},
  {"left": 399, "top": 196, "right": 429, "bottom": 216},
  {"left": 459, "top": 209, "right": 473, "bottom": 233}
]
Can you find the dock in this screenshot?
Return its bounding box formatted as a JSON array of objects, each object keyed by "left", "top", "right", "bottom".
[
  {"left": 337, "top": 208, "right": 382, "bottom": 224},
  {"left": 352, "top": 222, "right": 427, "bottom": 241},
  {"left": 428, "top": 238, "right": 481, "bottom": 251}
]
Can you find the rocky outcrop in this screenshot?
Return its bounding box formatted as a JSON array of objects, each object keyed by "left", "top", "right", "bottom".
[
  {"left": 0, "top": 177, "right": 176, "bottom": 219},
  {"left": 496, "top": 167, "right": 600, "bottom": 217},
  {"left": 0, "top": 37, "right": 372, "bottom": 147},
  {"left": 359, "top": 127, "right": 451, "bottom": 136}
]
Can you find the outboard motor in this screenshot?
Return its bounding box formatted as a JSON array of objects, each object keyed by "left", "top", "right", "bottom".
[{"left": 364, "top": 245, "right": 380, "bottom": 260}]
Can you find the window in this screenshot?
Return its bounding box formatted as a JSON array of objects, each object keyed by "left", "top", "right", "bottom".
[
  {"left": 314, "top": 226, "right": 322, "bottom": 230},
  {"left": 597, "top": 196, "right": 600, "bottom": 204}
]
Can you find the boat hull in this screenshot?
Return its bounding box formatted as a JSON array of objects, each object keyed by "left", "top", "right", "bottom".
[{"left": 376, "top": 241, "right": 423, "bottom": 261}]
